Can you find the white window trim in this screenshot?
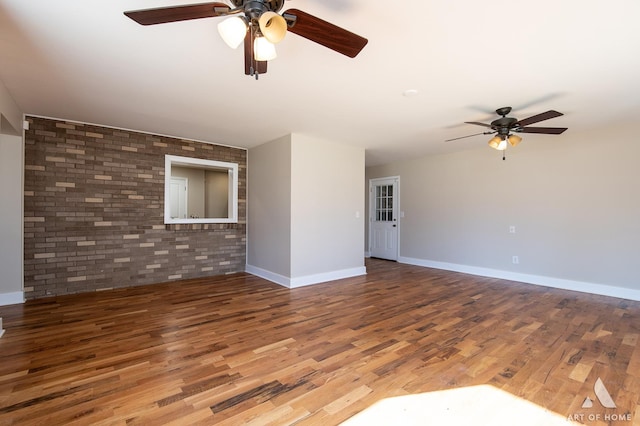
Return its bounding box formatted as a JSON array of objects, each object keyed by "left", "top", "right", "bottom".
[{"left": 164, "top": 154, "right": 238, "bottom": 224}]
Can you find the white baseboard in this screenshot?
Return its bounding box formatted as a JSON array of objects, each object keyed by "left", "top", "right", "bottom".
[
  {"left": 289, "top": 267, "right": 367, "bottom": 288},
  {"left": 245, "top": 264, "right": 367, "bottom": 289},
  {"left": 398, "top": 256, "right": 640, "bottom": 302},
  {"left": 0, "top": 291, "right": 24, "bottom": 306},
  {"left": 244, "top": 264, "right": 291, "bottom": 287}
]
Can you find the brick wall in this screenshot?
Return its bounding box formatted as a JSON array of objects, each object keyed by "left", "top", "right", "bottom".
[{"left": 23, "top": 116, "right": 246, "bottom": 299}]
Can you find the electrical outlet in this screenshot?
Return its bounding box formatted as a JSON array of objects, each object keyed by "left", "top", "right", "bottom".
[
  {"left": 512, "top": 256, "right": 519, "bottom": 264},
  {"left": 509, "top": 226, "right": 516, "bottom": 234}
]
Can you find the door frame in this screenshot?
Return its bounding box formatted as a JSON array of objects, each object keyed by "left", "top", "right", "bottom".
[{"left": 368, "top": 176, "right": 400, "bottom": 260}]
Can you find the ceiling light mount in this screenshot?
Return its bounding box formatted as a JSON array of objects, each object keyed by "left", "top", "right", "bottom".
[{"left": 495, "top": 106, "right": 512, "bottom": 117}]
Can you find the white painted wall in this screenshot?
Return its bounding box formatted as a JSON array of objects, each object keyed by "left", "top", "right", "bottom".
[
  {"left": 0, "top": 78, "right": 24, "bottom": 307},
  {"left": 247, "top": 135, "right": 292, "bottom": 280},
  {"left": 0, "top": 134, "right": 23, "bottom": 305},
  {"left": 205, "top": 170, "right": 229, "bottom": 218},
  {"left": 366, "top": 119, "right": 640, "bottom": 300},
  {"left": 247, "top": 133, "right": 366, "bottom": 287},
  {"left": 172, "top": 166, "right": 206, "bottom": 218},
  {"left": 290, "top": 134, "right": 365, "bottom": 281},
  {"left": 0, "top": 78, "right": 22, "bottom": 135}
]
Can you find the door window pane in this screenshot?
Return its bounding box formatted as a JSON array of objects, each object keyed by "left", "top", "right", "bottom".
[{"left": 374, "top": 184, "right": 393, "bottom": 222}]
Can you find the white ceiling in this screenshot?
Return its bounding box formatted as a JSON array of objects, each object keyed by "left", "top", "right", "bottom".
[{"left": 1, "top": 0, "right": 640, "bottom": 166}]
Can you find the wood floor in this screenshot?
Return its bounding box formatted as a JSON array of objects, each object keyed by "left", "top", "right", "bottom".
[{"left": 1, "top": 259, "right": 639, "bottom": 425}]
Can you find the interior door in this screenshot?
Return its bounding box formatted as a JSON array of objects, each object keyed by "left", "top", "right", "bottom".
[
  {"left": 170, "top": 177, "right": 188, "bottom": 219},
  {"left": 369, "top": 177, "right": 399, "bottom": 260}
]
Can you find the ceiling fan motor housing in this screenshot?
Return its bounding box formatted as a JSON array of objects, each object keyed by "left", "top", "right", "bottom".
[{"left": 491, "top": 116, "right": 519, "bottom": 135}]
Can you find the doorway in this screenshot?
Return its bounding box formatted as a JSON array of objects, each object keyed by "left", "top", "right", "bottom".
[
  {"left": 369, "top": 176, "right": 399, "bottom": 261},
  {"left": 169, "top": 177, "right": 188, "bottom": 219}
]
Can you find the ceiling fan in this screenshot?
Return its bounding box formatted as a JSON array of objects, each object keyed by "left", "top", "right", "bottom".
[
  {"left": 446, "top": 106, "right": 568, "bottom": 159},
  {"left": 124, "top": 0, "right": 368, "bottom": 79}
]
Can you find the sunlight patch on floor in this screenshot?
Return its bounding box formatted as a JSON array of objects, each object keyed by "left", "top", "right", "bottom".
[{"left": 341, "top": 385, "right": 579, "bottom": 425}]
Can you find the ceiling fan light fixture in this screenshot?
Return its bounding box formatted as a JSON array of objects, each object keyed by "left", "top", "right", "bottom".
[
  {"left": 254, "top": 36, "right": 277, "bottom": 61},
  {"left": 217, "top": 16, "right": 248, "bottom": 49},
  {"left": 488, "top": 136, "right": 502, "bottom": 150},
  {"left": 508, "top": 134, "right": 522, "bottom": 147},
  {"left": 488, "top": 135, "right": 508, "bottom": 151},
  {"left": 258, "top": 12, "right": 287, "bottom": 44}
]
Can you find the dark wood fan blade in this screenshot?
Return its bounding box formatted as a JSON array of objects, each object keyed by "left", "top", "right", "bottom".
[
  {"left": 465, "top": 121, "right": 493, "bottom": 128},
  {"left": 445, "top": 132, "right": 494, "bottom": 142},
  {"left": 124, "top": 2, "right": 230, "bottom": 26},
  {"left": 516, "top": 110, "right": 563, "bottom": 127},
  {"left": 283, "top": 8, "right": 367, "bottom": 58},
  {"left": 518, "top": 127, "right": 567, "bottom": 135},
  {"left": 244, "top": 31, "right": 268, "bottom": 76}
]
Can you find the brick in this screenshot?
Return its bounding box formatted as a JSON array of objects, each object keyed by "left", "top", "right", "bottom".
[
  {"left": 76, "top": 241, "right": 96, "bottom": 247},
  {"left": 23, "top": 116, "right": 247, "bottom": 299},
  {"left": 46, "top": 156, "right": 66, "bottom": 163},
  {"left": 56, "top": 182, "right": 76, "bottom": 188},
  {"left": 34, "top": 253, "right": 55, "bottom": 259}
]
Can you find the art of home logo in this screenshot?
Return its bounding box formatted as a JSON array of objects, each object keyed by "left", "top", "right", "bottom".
[{"left": 567, "top": 377, "right": 632, "bottom": 423}]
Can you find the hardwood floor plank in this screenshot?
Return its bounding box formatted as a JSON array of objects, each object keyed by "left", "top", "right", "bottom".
[
  {"left": 628, "top": 338, "right": 640, "bottom": 378},
  {"left": 323, "top": 384, "right": 372, "bottom": 415},
  {"left": 1, "top": 259, "right": 638, "bottom": 425}
]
